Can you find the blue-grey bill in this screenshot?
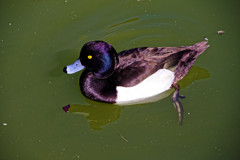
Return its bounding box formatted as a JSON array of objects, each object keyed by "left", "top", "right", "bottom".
[{"left": 64, "top": 59, "right": 85, "bottom": 74}]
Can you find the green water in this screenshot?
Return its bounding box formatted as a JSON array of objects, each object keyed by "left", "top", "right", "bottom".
[{"left": 0, "top": 0, "right": 239, "bottom": 160}]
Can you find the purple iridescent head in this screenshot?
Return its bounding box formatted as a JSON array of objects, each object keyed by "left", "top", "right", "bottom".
[{"left": 63, "top": 41, "right": 119, "bottom": 79}]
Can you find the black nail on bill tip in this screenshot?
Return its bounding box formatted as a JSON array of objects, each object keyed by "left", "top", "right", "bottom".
[{"left": 63, "top": 66, "right": 67, "bottom": 73}]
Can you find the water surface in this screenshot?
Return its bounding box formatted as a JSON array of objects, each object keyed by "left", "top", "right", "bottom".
[{"left": 0, "top": 0, "right": 239, "bottom": 160}]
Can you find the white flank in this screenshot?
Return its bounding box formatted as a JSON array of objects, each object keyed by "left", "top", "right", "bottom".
[{"left": 116, "top": 69, "right": 174, "bottom": 105}]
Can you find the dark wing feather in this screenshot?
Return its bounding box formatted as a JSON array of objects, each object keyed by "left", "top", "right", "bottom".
[
  {"left": 114, "top": 41, "right": 209, "bottom": 87},
  {"left": 114, "top": 46, "right": 188, "bottom": 87},
  {"left": 173, "top": 41, "right": 209, "bottom": 83}
]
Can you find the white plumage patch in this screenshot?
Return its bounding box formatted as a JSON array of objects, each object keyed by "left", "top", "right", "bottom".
[{"left": 116, "top": 69, "right": 174, "bottom": 105}]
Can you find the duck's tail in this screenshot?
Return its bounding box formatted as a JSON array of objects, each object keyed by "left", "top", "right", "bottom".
[{"left": 173, "top": 41, "right": 210, "bottom": 83}]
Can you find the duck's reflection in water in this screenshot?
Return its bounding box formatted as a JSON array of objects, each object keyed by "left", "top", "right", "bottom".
[{"left": 63, "top": 66, "right": 210, "bottom": 130}]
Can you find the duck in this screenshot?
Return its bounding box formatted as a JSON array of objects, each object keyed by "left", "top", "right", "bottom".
[{"left": 63, "top": 40, "right": 209, "bottom": 124}]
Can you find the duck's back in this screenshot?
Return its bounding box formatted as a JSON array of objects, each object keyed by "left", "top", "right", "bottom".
[
  {"left": 114, "top": 46, "right": 186, "bottom": 87},
  {"left": 114, "top": 41, "right": 209, "bottom": 87}
]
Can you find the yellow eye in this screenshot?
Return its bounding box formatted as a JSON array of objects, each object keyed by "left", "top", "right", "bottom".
[{"left": 88, "top": 55, "right": 92, "bottom": 59}]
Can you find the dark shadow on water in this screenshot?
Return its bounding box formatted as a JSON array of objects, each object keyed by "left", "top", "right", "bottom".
[
  {"left": 63, "top": 66, "right": 210, "bottom": 130},
  {"left": 64, "top": 103, "right": 121, "bottom": 130},
  {"left": 178, "top": 66, "right": 210, "bottom": 88}
]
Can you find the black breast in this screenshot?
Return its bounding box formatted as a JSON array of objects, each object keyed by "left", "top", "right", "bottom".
[{"left": 79, "top": 70, "right": 117, "bottom": 103}]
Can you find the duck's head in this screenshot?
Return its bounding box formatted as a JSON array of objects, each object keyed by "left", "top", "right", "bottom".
[{"left": 63, "top": 41, "right": 119, "bottom": 78}]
